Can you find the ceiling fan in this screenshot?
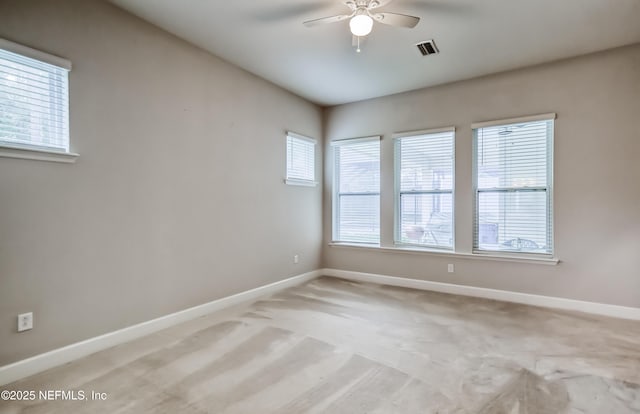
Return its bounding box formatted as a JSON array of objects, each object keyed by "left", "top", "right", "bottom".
[{"left": 303, "top": 0, "right": 420, "bottom": 51}]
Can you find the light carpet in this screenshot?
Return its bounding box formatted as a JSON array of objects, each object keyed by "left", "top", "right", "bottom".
[{"left": 1, "top": 276, "right": 639, "bottom": 413}]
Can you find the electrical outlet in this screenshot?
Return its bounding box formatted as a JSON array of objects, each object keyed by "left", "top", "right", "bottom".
[
  {"left": 447, "top": 264, "right": 454, "bottom": 273},
  {"left": 293, "top": 255, "right": 299, "bottom": 264},
  {"left": 18, "top": 312, "right": 33, "bottom": 332}
]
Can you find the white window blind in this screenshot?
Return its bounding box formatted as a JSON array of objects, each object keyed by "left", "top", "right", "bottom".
[
  {"left": 286, "top": 132, "right": 316, "bottom": 185},
  {"left": 473, "top": 116, "right": 554, "bottom": 255},
  {"left": 0, "top": 42, "right": 70, "bottom": 153},
  {"left": 395, "top": 129, "right": 454, "bottom": 249},
  {"left": 332, "top": 137, "right": 380, "bottom": 244}
]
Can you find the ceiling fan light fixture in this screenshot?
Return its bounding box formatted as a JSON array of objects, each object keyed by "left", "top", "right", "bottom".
[{"left": 350, "top": 14, "right": 373, "bottom": 37}]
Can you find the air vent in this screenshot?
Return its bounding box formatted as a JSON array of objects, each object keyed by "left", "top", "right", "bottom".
[{"left": 416, "top": 40, "right": 439, "bottom": 56}]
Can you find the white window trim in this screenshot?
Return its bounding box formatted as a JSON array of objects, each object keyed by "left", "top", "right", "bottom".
[
  {"left": 328, "top": 242, "right": 559, "bottom": 265},
  {"left": 285, "top": 178, "right": 317, "bottom": 187},
  {"left": 0, "top": 38, "right": 72, "bottom": 70},
  {"left": 392, "top": 126, "right": 456, "bottom": 139},
  {"left": 331, "top": 135, "right": 381, "bottom": 244},
  {"left": 0, "top": 38, "right": 77, "bottom": 163},
  {"left": 330, "top": 136, "right": 381, "bottom": 147},
  {"left": 471, "top": 113, "right": 556, "bottom": 257},
  {"left": 285, "top": 131, "right": 317, "bottom": 187},
  {"left": 393, "top": 127, "right": 456, "bottom": 250},
  {"left": 0, "top": 143, "right": 78, "bottom": 164},
  {"left": 471, "top": 113, "right": 556, "bottom": 129}
]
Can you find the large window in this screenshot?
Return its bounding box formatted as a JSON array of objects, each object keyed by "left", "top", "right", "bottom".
[
  {"left": 395, "top": 128, "right": 455, "bottom": 249},
  {"left": 473, "top": 115, "right": 554, "bottom": 255},
  {"left": 0, "top": 39, "right": 71, "bottom": 153},
  {"left": 285, "top": 132, "right": 316, "bottom": 186},
  {"left": 332, "top": 137, "right": 380, "bottom": 244}
]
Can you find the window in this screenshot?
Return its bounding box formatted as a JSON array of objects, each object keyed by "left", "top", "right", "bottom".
[
  {"left": 286, "top": 132, "right": 316, "bottom": 186},
  {"left": 332, "top": 137, "right": 380, "bottom": 244},
  {"left": 395, "top": 128, "right": 455, "bottom": 249},
  {"left": 473, "top": 114, "right": 554, "bottom": 255},
  {"left": 0, "top": 39, "right": 71, "bottom": 156}
]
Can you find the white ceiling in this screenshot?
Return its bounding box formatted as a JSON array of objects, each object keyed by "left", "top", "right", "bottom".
[{"left": 111, "top": 0, "right": 640, "bottom": 106}]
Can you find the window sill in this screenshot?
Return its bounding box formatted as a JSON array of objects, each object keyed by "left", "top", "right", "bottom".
[
  {"left": 285, "top": 179, "right": 317, "bottom": 187},
  {"left": 0, "top": 144, "right": 78, "bottom": 164},
  {"left": 328, "top": 242, "right": 559, "bottom": 265}
]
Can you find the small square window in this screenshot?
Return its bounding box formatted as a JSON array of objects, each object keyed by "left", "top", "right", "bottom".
[{"left": 286, "top": 132, "right": 316, "bottom": 186}]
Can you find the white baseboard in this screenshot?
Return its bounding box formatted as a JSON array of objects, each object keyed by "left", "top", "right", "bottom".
[
  {"left": 3, "top": 267, "right": 638, "bottom": 386},
  {"left": 320, "top": 268, "right": 640, "bottom": 321},
  {"left": 0, "top": 270, "right": 321, "bottom": 386}
]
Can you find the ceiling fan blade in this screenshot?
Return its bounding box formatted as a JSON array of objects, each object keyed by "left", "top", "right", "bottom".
[
  {"left": 368, "top": 0, "right": 396, "bottom": 9},
  {"left": 303, "top": 14, "right": 352, "bottom": 27},
  {"left": 372, "top": 12, "right": 420, "bottom": 28}
]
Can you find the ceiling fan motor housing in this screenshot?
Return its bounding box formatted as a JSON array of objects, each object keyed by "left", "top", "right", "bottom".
[
  {"left": 304, "top": 0, "right": 420, "bottom": 48},
  {"left": 346, "top": 0, "right": 381, "bottom": 11}
]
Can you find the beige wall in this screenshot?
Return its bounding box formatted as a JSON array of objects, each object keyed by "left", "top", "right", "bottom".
[
  {"left": 0, "top": 0, "right": 322, "bottom": 365},
  {"left": 1, "top": 0, "right": 639, "bottom": 369},
  {"left": 323, "top": 44, "right": 640, "bottom": 308}
]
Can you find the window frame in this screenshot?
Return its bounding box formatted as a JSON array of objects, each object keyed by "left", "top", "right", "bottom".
[
  {"left": 285, "top": 131, "right": 317, "bottom": 187},
  {"left": 393, "top": 127, "right": 456, "bottom": 251},
  {"left": 0, "top": 38, "right": 77, "bottom": 163},
  {"left": 331, "top": 136, "right": 381, "bottom": 245},
  {"left": 472, "top": 113, "right": 555, "bottom": 257}
]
